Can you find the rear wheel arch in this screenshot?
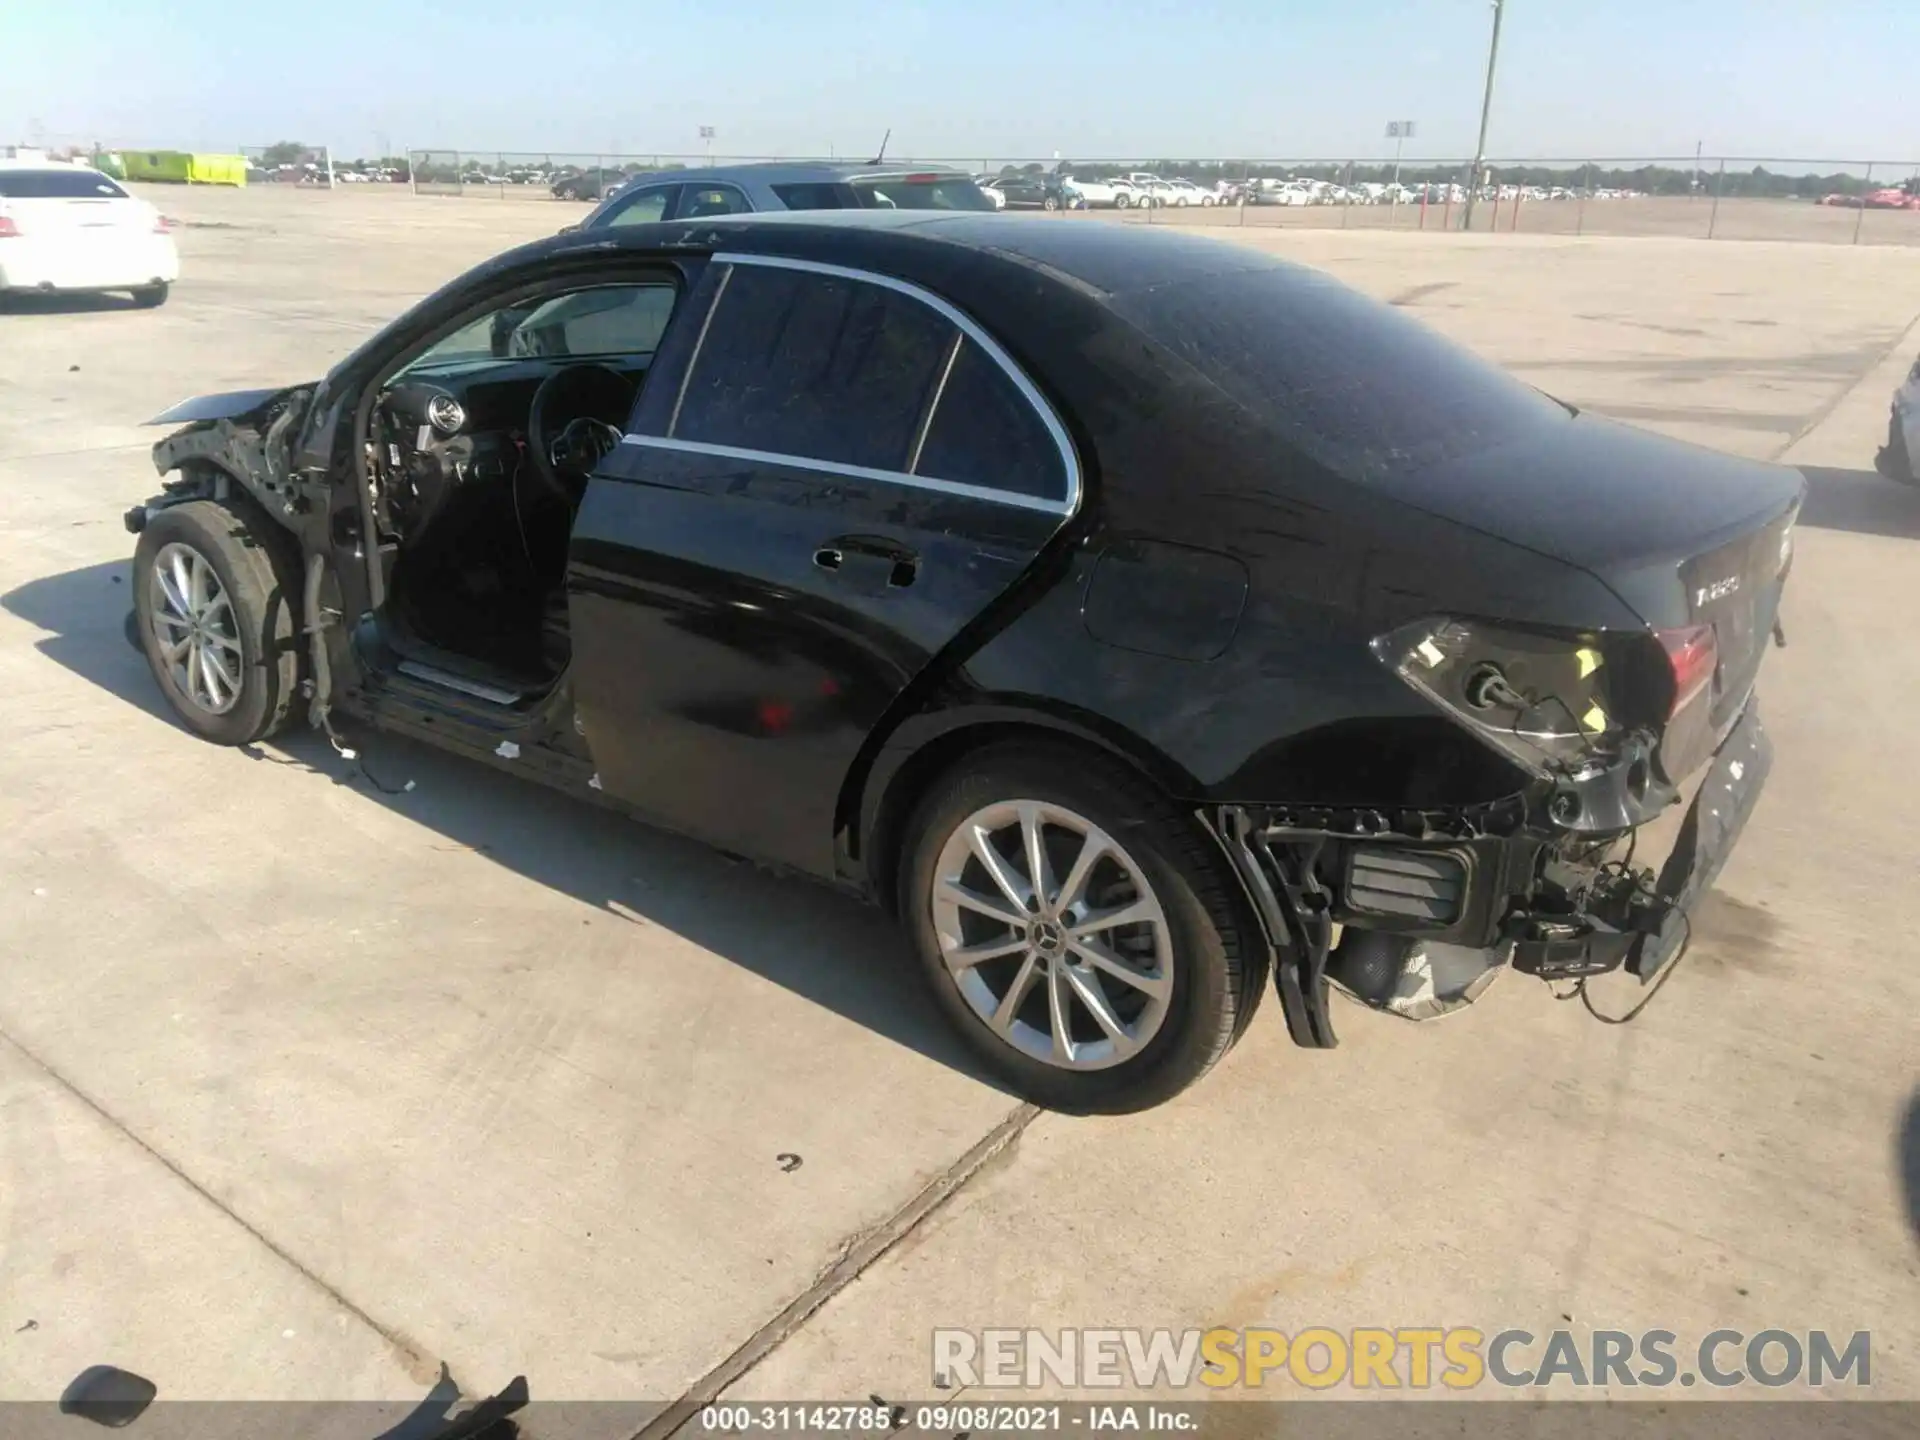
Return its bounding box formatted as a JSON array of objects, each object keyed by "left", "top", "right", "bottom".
[{"left": 852, "top": 707, "right": 1204, "bottom": 917}]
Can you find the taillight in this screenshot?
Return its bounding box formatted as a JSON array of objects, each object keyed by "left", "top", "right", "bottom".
[
  {"left": 1656, "top": 624, "right": 1716, "bottom": 718},
  {"left": 1373, "top": 617, "right": 1627, "bottom": 777},
  {"left": 0, "top": 216, "right": 18, "bottom": 238},
  {"left": 153, "top": 215, "right": 173, "bottom": 233}
]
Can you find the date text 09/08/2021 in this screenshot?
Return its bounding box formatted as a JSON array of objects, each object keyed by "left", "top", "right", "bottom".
[{"left": 698, "top": 1404, "right": 1192, "bottom": 1433}]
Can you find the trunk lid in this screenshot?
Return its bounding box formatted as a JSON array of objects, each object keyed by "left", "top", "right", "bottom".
[
  {"left": 1386, "top": 412, "right": 1802, "bottom": 587},
  {"left": 1396, "top": 415, "right": 1801, "bottom": 780}
]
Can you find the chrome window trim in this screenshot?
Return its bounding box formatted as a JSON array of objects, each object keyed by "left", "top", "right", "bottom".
[
  {"left": 618, "top": 434, "right": 1072, "bottom": 516},
  {"left": 667, "top": 262, "right": 731, "bottom": 438},
  {"left": 659, "top": 249, "right": 1082, "bottom": 513},
  {"left": 908, "top": 330, "right": 965, "bottom": 476}
]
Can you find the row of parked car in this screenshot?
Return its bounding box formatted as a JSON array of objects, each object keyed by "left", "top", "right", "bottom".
[{"left": 969, "top": 172, "right": 1649, "bottom": 211}]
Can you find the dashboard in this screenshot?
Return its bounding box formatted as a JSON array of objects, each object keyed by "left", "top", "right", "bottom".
[{"left": 374, "top": 357, "right": 648, "bottom": 541}]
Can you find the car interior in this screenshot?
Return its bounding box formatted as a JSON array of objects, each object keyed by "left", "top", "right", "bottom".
[{"left": 363, "top": 281, "right": 680, "bottom": 697}]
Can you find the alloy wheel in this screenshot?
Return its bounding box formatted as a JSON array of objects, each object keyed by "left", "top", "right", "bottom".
[
  {"left": 930, "top": 800, "right": 1173, "bottom": 1071},
  {"left": 148, "top": 541, "right": 244, "bottom": 715}
]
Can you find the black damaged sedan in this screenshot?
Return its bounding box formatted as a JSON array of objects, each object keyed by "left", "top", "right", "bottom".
[{"left": 125, "top": 212, "right": 1800, "bottom": 1112}]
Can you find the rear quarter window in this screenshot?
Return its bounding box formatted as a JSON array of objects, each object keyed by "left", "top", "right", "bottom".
[
  {"left": 852, "top": 176, "right": 996, "bottom": 211},
  {"left": 0, "top": 169, "right": 128, "bottom": 199},
  {"left": 1111, "top": 266, "right": 1565, "bottom": 482}
]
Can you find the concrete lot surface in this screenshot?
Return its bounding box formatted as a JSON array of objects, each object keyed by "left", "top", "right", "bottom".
[{"left": 2, "top": 186, "right": 1917, "bottom": 1424}]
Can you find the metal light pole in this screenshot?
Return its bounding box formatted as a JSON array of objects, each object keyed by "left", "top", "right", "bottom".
[
  {"left": 1461, "top": 0, "right": 1506, "bottom": 231},
  {"left": 1387, "top": 119, "right": 1415, "bottom": 187}
]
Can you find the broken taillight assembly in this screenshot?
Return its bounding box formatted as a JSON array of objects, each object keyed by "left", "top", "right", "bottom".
[
  {"left": 1655, "top": 623, "right": 1716, "bottom": 719},
  {"left": 1372, "top": 618, "right": 1632, "bottom": 778}
]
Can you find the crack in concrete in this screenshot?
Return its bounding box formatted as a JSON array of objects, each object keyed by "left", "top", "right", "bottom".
[
  {"left": 624, "top": 1103, "right": 1040, "bottom": 1440},
  {"left": 0, "top": 1028, "right": 451, "bottom": 1393}
]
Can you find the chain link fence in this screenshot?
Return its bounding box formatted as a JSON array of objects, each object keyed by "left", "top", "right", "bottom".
[{"left": 383, "top": 149, "right": 1920, "bottom": 246}]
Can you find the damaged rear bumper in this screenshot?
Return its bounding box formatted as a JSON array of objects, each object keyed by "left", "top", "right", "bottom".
[
  {"left": 1624, "top": 698, "right": 1770, "bottom": 981},
  {"left": 1208, "top": 697, "right": 1773, "bottom": 1048}
]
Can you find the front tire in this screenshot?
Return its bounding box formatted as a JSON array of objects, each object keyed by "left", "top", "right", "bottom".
[
  {"left": 132, "top": 282, "right": 169, "bottom": 308},
  {"left": 133, "top": 498, "right": 303, "bottom": 745},
  {"left": 900, "top": 745, "right": 1262, "bottom": 1113}
]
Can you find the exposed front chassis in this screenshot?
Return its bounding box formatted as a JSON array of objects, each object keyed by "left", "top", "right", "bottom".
[{"left": 1208, "top": 700, "right": 1772, "bottom": 1047}]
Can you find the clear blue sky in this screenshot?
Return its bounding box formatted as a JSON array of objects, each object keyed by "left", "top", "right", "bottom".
[{"left": 5, "top": 0, "right": 1917, "bottom": 163}]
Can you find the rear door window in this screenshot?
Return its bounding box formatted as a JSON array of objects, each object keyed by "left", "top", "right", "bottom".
[
  {"left": 673, "top": 263, "right": 957, "bottom": 472},
  {"left": 674, "top": 183, "right": 753, "bottom": 219},
  {"left": 604, "top": 184, "right": 679, "bottom": 227},
  {"left": 915, "top": 341, "right": 1066, "bottom": 501},
  {"left": 0, "top": 169, "right": 128, "bottom": 198}
]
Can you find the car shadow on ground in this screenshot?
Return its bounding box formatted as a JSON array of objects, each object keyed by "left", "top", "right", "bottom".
[
  {"left": 1901, "top": 1090, "right": 1920, "bottom": 1253},
  {"left": 2, "top": 560, "right": 1008, "bottom": 1093},
  {"left": 1795, "top": 465, "right": 1920, "bottom": 540},
  {"left": 0, "top": 291, "right": 146, "bottom": 315}
]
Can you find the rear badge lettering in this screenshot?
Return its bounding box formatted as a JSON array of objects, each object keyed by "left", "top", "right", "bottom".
[{"left": 1694, "top": 576, "right": 1741, "bottom": 607}]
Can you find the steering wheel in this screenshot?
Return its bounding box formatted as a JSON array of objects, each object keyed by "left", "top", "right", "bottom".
[{"left": 526, "top": 364, "right": 636, "bottom": 506}]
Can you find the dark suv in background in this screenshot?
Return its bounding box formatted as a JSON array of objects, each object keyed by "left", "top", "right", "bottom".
[
  {"left": 984, "top": 171, "right": 1072, "bottom": 210},
  {"left": 550, "top": 167, "right": 629, "bottom": 201},
  {"left": 575, "top": 161, "right": 995, "bottom": 229}
]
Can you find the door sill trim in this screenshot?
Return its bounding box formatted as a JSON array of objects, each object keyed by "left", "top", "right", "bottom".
[{"left": 395, "top": 659, "right": 525, "bottom": 706}]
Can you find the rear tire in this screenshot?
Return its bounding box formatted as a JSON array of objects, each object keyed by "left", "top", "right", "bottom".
[
  {"left": 899, "top": 744, "right": 1263, "bottom": 1114},
  {"left": 133, "top": 498, "right": 303, "bottom": 745},
  {"left": 1876, "top": 412, "right": 1917, "bottom": 486},
  {"left": 132, "top": 282, "right": 169, "bottom": 308}
]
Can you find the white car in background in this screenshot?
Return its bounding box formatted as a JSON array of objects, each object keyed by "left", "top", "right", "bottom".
[
  {"left": 1057, "top": 173, "right": 1131, "bottom": 208},
  {"left": 1156, "top": 177, "right": 1215, "bottom": 207},
  {"left": 0, "top": 161, "right": 178, "bottom": 306},
  {"left": 1123, "top": 172, "right": 1176, "bottom": 206},
  {"left": 971, "top": 175, "right": 1008, "bottom": 209}
]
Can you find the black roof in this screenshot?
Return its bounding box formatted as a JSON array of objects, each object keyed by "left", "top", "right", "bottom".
[
  {"left": 545, "top": 209, "right": 1296, "bottom": 302},
  {"left": 605, "top": 159, "right": 976, "bottom": 189}
]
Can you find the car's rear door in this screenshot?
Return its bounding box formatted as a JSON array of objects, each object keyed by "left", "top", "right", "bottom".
[{"left": 567, "top": 251, "right": 1081, "bottom": 878}]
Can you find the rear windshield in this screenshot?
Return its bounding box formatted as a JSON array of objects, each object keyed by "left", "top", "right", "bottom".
[
  {"left": 851, "top": 176, "right": 996, "bottom": 211},
  {"left": 1110, "top": 266, "right": 1565, "bottom": 482},
  {"left": 0, "top": 169, "right": 128, "bottom": 199}
]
